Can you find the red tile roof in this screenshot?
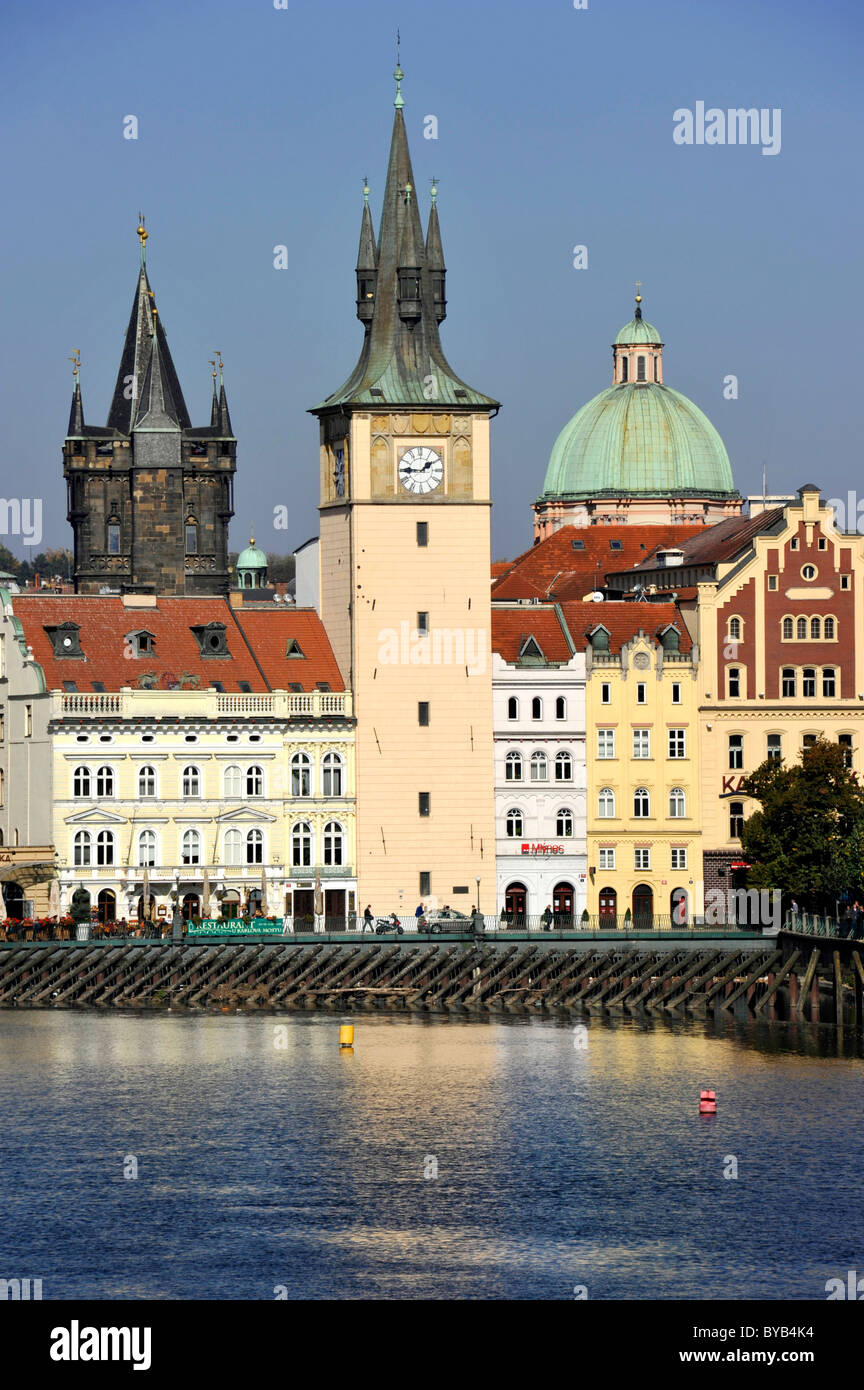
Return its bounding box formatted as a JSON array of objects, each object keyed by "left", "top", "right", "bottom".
[
  {"left": 612, "top": 510, "right": 785, "bottom": 577},
  {"left": 12, "top": 595, "right": 344, "bottom": 693},
  {"left": 491, "top": 603, "right": 574, "bottom": 663},
  {"left": 559, "top": 599, "right": 693, "bottom": 654},
  {"left": 491, "top": 524, "right": 708, "bottom": 601}
]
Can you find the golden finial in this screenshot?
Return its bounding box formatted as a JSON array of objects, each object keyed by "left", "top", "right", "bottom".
[
  {"left": 69, "top": 349, "right": 81, "bottom": 381},
  {"left": 209, "top": 358, "right": 218, "bottom": 379},
  {"left": 213, "top": 350, "right": 224, "bottom": 385},
  {"left": 635, "top": 279, "right": 643, "bottom": 304},
  {"left": 137, "top": 213, "right": 148, "bottom": 265}
]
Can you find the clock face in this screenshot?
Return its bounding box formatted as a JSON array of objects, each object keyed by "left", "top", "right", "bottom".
[
  {"left": 333, "top": 448, "right": 345, "bottom": 497},
  {"left": 398, "top": 446, "right": 444, "bottom": 495}
]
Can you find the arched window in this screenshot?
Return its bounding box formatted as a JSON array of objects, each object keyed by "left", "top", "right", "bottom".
[
  {"left": 555, "top": 752, "right": 573, "bottom": 781},
  {"left": 97, "top": 889, "right": 116, "bottom": 924},
  {"left": 96, "top": 829, "right": 115, "bottom": 865},
  {"left": 653, "top": 354, "right": 659, "bottom": 380},
  {"left": 107, "top": 522, "right": 121, "bottom": 554},
  {"left": 291, "top": 822, "right": 311, "bottom": 867},
  {"left": 246, "top": 765, "right": 264, "bottom": 797},
  {"left": 246, "top": 828, "right": 264, "bottom": 864},
  {"left": 96, "top": 765, "right": 114, "bottom": 797},
  {"left": 729, "top": 801, "right": 744, "bottom": 838},
  {"left": 556, "top": 696, "right": 566, "bottom": 720},
  {"left": 185, "top": 519, "right": 198, "bottom": 555},
  {"left": 621, "top": 355, "right": 629, "bottom": 382},
  {"left": 182, "top": 765, "right": 200, "bottom": 798},
  {"left": 506, "top": 808, "right": 523, "bottom": 838},
  {"left": 530, "top": 751, "right": 548, "bottom": 782},
  {"left": 782, "top": 667, "right": 796, "bottom": 697},
  {"left": 507, "top": 696, "right": 519, "bottom": 720},
  {"left": 669, "top": 787, "right": 686, "bottom": 818},
  {"left": 73, "top": 829, "right": 91, "bottom": 866},
  {"left": 782, "top": 617, "right": 793, "bottom": 639},
  {"left": 637, "top": 355, "right": 646, "bottom": 381},
  {"left": 531, "top": 697, "right": 542, "bottom": 720},
  {"left": 797, "top": 617, "right": 807, "bottom": 639},
  {"left": 556, "top": 807, "right": 573, "bottom": 837},
  {"left": 291, "top": 752, "right": 312, "bottom": 797},
  {"left": 73, "top": 766, "right": 91, "bottom": 797},
  {"left": 824, "top": 616, "right": 835, "bottom": 639},
  {"left": 823, "top": 667, "right": 836, "bottom": 697},
  {"left": 224, "top": 765, "right": 242, "bottom": 797},
  {"left": 224, "top": 828, "right": 242, "bottom": 866},
  {"left": 182, "top": 829, "right": 201, "bottom": 865},
  {"left": 802, "top": 667, "right": 816, "bottom": 697},
  {"left": 137, "top": 829, "right": 157, "bottom": 867},
  {"left": 138, "top": 765, "right": 156, "bottom": 798},
  {"left": 809, "top": 617, "right": 820, "bottom": 639},
  {"left": 323, "top": 821, "right": 344, "bottom": 866},
  {"left": 598, "top": 787, "right": 615, "bottom": 818},
  {"left": 728, "top": 617, "right": 741, "bottom": 640},
  {"left": 633, "top": 787, "right": 650, "bottom": 817},
  {"left": 322, "top": 752, "right": 343, "bottom": 796},
  {"left": 505, "top": 751, "right": 523, "bottom": 782}
]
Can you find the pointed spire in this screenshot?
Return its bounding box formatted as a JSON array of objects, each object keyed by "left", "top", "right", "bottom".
[
  {"left": 425, "top": 184, "right": 446, "bottom": 324},
  {"left": 67, "top": 350, "right": 84, "bottom": 433},
  {"left": 134, "top": 314, "right": 181, "bottom": 429},
  {"left": 211, "top": 350, "right": 232, "bottom": 435},
  {"left": 209, "top": 360, "right": 219, "bottom": 427},
  {"left": 394, "top": 31, "right": 404, "bottom": 109},
  {"left": 356, "top": 179, "right": 378, "bottom": 323},
  {"left": 107, "top": 221, "right": 191, "bottom": 433}
]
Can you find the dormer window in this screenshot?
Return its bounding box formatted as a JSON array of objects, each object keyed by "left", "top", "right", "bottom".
[
  {"left": 660, "top": 626, "right": 680, "bottom": 651},
  {"left": 285, "top": 639, "right": 305, "bottom": 659},
  {"left": 125, "top": 630, "right": 155, "bottom": 657},
  {"left": 190, "top": 622, "right": 229, "bottom": 658},
  {"left": 44, "top": 621, "right": 83, "bottom": 659},
  {"left": 590, "top": 626, "right": 610, "bottom": 651}
]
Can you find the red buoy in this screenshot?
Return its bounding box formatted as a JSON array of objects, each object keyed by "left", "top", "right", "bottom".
[{"left": 699, "top": 1088, "right": 717, "bottom": 1115}]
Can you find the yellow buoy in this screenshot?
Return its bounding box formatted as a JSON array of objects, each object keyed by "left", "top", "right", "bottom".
[{"left": 339, "top": 1024, "right": 355, "bottom": 1048}]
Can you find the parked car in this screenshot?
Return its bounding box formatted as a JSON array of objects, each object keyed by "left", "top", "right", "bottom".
[{"left": 421, "top": 910, "right": 472, "bottom": 934}]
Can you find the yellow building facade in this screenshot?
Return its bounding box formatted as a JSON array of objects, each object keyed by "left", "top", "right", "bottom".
[{"left": 585, "top": 616, "right": 704, "bottom": 925}]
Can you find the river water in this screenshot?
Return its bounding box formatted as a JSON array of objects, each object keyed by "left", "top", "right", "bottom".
[{"left": 0, "top": 1011, "right": 861, "bottom": 1300}]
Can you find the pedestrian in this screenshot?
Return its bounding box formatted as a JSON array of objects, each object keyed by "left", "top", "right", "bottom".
[
  {"left": 363, "top": 903, "right": 373, "bottom": 932},
  {"left": 541, "top": 904, "right": 553, "bottom": 931},
  {"left": 415, "top": 902, "right": 425, "bottom": 920},
  {"left": 470, "top": 904, "right": 484, "bottom": 934}
]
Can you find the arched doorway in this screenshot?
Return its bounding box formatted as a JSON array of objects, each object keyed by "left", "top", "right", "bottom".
[
  {"left": 2, "top": 880, "right": 25, "bottom": 920},
  {"left": 221, "top": 889, "right": 240, "bottom": 920},
  {"left": 670, "top": 888, "right": 688, "bottom": 926},
  {"left": 182, "top": 893, "right": 200, "bottom": 922},
  {"left": 632, "top": 884, "right": 653, "bottom": 925},
  {"left": 598, "top": 886, "right": 617, "bottom": 922},
  {"left": 504, "top": 882, "right": 527, "bottom": 925},
  {"left": 553, "top": 881, "right": 574, "bottom": 927},
  {"left": 97, "top": 889, "right": 116, "bottom": 924}
]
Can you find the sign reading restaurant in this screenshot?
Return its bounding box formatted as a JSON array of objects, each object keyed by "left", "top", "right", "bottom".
[
  {"left": 520, "top": 843, "right": 565, "bottom": 856},
  {"left": 187, "top": 918, "right": 286, "bottom": 936}
]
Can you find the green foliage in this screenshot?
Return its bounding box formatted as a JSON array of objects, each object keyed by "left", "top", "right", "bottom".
[{"left": 740, "top": 738, "right": 864, "bottom": 910}]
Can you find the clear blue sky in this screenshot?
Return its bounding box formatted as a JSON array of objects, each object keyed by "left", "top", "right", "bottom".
[{"left": 2, "top": 0, "right": 862, "bottom": 561}]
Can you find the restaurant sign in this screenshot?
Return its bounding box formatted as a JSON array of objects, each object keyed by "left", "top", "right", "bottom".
[
  {"left": 187, "top": 918, "right": 285, "bottom": 937},
  {"left": 520, "top": 843, "right": 565, "bottom": 856}
]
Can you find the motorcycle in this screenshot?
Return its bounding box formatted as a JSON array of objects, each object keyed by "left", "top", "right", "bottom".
[{"left": 374, "top": 915, "right": 404, "bottom": 935}]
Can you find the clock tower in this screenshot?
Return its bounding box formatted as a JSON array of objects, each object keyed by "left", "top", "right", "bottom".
[{"left": 311, "top": 63, "right": 499, "bottom": 913}]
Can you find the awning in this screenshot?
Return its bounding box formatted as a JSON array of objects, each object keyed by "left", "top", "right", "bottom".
[{"left": 0, "top": 861, "right": 55, "bottom": 887}]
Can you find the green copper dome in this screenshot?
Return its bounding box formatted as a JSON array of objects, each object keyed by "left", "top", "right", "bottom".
[
  {"left": 541, "top": 381, "right": 735, "bottom": 499},
  {"left": 614, "top": 315, "right": 661, "bottom": 344},
  {"left": 237, "top": 540, "right": 267, "bottom": 570}
]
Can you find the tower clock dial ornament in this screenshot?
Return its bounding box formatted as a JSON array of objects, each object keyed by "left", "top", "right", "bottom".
[{"left": 398, "top": 446, "right": 443, "bottom": 494}]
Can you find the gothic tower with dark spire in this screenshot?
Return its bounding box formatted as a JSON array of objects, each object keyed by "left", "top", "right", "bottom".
[
  {"left": 311, "top": 62, "right": 499, "bottom": 913},
  {"left": 62, "top": 223, "right": 236, "bottom": 595}
]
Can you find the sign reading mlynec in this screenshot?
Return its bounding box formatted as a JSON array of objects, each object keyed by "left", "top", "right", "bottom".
[
  {"left": 520, "top": 843, "right": 565, "bottom": 856},
  {"left": 187, "top": 918, "right": 285, "bottom": 936}
]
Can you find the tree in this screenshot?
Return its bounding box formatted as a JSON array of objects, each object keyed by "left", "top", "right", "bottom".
[{"left": 740, "top": 738, "right": 864, "bottom": 912}]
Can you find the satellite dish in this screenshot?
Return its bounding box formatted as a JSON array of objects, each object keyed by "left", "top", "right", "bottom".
[{"left": 591, "top": 591, "right": 605, "bottom": 602}]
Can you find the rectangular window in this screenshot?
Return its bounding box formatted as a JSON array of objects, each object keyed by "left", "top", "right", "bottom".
[
  {"left": 790, "top": 537, "right": 799, "bottom": 550},
  {"left": 818, "top": 537, "right": 827, "bottom": 550},
  {"left": 839, "top": 734, "right": 853, "bottom": 769},
  {"left": 632, "top": 728, "right": 650, "bottom": 759},
  {"left": 24, "top": 704, "right": 32, "bottom": 738},
  {"left": 419, "top": 871, "right": 430, "bottom": 896},
  {"left": 597, "top": 729, "right": 615, "bottom": 759},
  {"left": 418, "top": 701, "right": 430, "bottom": 726},
  {"left": 782, "top": 668, "right": 796, "bottom": 697},
  {"left": 107, "top": 524, "right": 121, "bottom": 555},
  {"left": 802, "top": 669, "right": 816, "bottom": 698},
  {"left": 803, "top": 734, "right": 817, "bottom": 750},
  {"left": 841, "top": 575, "right": 850, "bottom": 590},
  {"left": 601, "top": 682, "right": 611, "bottom": 704},
  {"left": 728, "top": 734, "right": 743, "bottom": 770},
  {"left": 768, "top": 575, "right": 778, "bottom": 591},
  {"left": 730, "top": 802, "right": 744, "bottom": 838},
  {"left": 822, "top": 668, "right": 836, "bottom": 697},
  {"left": 671, "top": 682, "right": 681, "bottom": 704},
  {"left": 727, "top": 668, "right": 741, "bottom": 698},
  {"left": 668, "top": 728, "right": 686, "bottom": 759},
  {"left": 636, "top": 683, "right": 646, "bottom": 704},
  {"left": 416, "top": 612, "right": 429, "bottom": 635},
  {"left": 634, "top": 847, "right": 651, "bottom": 870},
  {"left": 598, "top": 847, "right": 615, "bottom": 871},
  {"left": 416, "top": 522, "right": 428, "bottom": 547},
  {"left": 671, "top": 847, "right": 687, "bottom": 870},
  {"left": 185, "top": 525, "right": 198, "bottom": 555},
  {"left": 767, "top": 734, "right": 782, "bottom": 762},
  {"left": 419, "top": 792, "right": 430, "bottom": 817}
]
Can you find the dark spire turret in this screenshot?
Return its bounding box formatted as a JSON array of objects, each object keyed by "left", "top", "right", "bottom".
[
  {"left": 67, "top": 351, "right": 84, "bottom": 434},
  {"left": 425, "top": 181, "right": 446, "bottom": 324},
  {"left": 396, "top": 181, "right": 424, "bottom": 323},
  {"left": 134, "top": 316, "right": 181, "bottom": 431},
  {"left": 356, "top": 180, "right": 378, "bottom": 323}
]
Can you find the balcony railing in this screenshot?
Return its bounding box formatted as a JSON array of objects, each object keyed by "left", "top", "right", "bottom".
[{"left": 53, "top": 689, "right": 353, "bottom": 720}]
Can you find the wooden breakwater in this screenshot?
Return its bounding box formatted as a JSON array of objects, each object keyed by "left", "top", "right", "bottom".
[{"left": 1, "top": 933, "right": 860, "bottom": 1019}]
